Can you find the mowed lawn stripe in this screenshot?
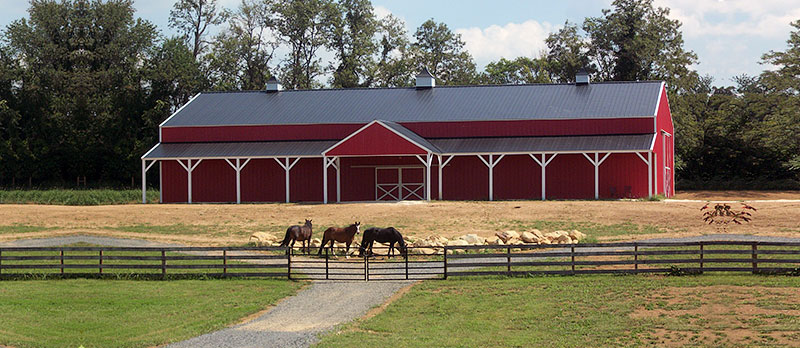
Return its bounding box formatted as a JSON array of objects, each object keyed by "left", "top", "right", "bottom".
[
  {"left": 315, "top": 275, "right": 800, "bottom": 348},
  {"left": 0, "top": 279, "right": 302, "bottom": 348}
]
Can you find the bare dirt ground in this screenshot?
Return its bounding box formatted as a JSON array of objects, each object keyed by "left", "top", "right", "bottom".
[
  {"left": 673, "top": 190, "right": 800, "bottom": 200},
  {"left": 631, "top": 285, "right": 800, "bottom": 347},
  {"left": 0, "top": 191, "right": 797, "bottom": 245}
]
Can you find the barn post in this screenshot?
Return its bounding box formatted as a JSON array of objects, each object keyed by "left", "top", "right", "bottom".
[
  {"left": 648, "top": 152, "right": 653, "bottom": 198},
  {"left": 437, "top": 155, "right": 454, "bottom": 200},
  {"left": 416, "top": 153, "right": 434, "bottom": 201},
  {"left": 187, "top": 159, "right": 193, "bottom": 203},
  {"left": 323, "top": 156, "right": 328, "bottom": 204},
  {"left": 425, "top": 153, "right": 432, "bottom": 201},
  {"left": 141, "top": 160, "right": 146, "bottom": 204},
  {"left": 478, "top": 154, "right": 504, "bottom": 201},
  {"left": 583, "top": 153, "right": 610, "bottom": 199},
  {"left": 529, "top": 153, "right": 557, "bottom": 200},
  {"left": 635, "top": 152, "right": 653, "bottom": 198},
  {"left": 275, "top": 157, "right": 301, "bottom": 203},
  {"left": 335, "top": 157, "right": 341, "bottom": 203},
  {"left": 225, "top": 158, "right": 251, "bottom": 204}
]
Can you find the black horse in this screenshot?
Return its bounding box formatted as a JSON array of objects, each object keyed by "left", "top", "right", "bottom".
[
  {"left": 279, "top": 219, "right": 313, "bottom": 254},
  {"left": 358, "top": 227, "right": 407, "bottom": 258}
]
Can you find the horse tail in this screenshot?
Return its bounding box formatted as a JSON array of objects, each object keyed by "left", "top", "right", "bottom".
[
  {"left": 279, "top": 227, "right": 292, "bottom": 247},
  {"left": 318, "top": 227, "right": 332, "bottom": 255}
]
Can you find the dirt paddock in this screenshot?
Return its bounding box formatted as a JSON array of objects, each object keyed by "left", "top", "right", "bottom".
[{"left": 0, "top": 190, "right": 797, "bottom": 245}]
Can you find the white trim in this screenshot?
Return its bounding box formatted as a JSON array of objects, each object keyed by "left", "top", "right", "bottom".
[
  {"left": 275, "top": 157, "right": 300, "bottom": 203},
  {"left": 653, "top": 81, "right": 665, "bottom": 132},
  {"left": 224, "top": 158, "right": 252, "bottom": 204},
  {"left": 529, "top": 153, "right": 557, "bottom": 200},
  {"left": 159, "top": 93, "right": 202, "bottom": 142},
  {"left": 438, "top": 149, "right": 651, "bottom": 157},
  {"left": 438, "top": 155, "right": 454, "bottom": 200},
  {"left": 140, "top": 143, "right": 161, "bottom": 160},
  {"left": 583, "top": 152, "right": 608, "bottom": 199},
  {"left": 414, "top": 153, "right": 433, "bottom": 201},
  {"left": 322, "top": 120, "right": 436, "bottom": 156},
  {"left": 159, "top": 94, "right": 202, "bottom": 129},
  {"left": 649, "top": 135, "right": 657, "bottom": 151}
]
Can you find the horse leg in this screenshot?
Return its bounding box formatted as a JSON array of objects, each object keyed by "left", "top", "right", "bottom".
[
  {"left": 345, "top": 242, "right": 350, "bottom": 259},
  {"left": 389, "top": 242, "right": 395, "bottom": 258}
]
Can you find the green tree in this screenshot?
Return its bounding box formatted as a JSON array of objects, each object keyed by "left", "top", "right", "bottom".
[
  {"left": 169, "top": 0, "right": 227, "bottom": 59},
  {"left": 207, "top": 0, "right": 278, "bottom": 90},
  {"left": 328, "top": 0, "right": 378, "bottom": 88},
  {"left": 411, "top": 19, "right": 477, "bottom": 85},
  {"left": 582, "top": 0, "right": 698, "bottom": 92},
  {"left": 481, "top": 56, "right": 553, "bottom": 84},
  {"left": 275, "top": 0, "right": 338, "bottom": 89},
  {"left": 545, "top": 22, "right": 593, "bottom": 83},
  {"left": 761, "top": 20, "right": 800, "bottom": 94}
]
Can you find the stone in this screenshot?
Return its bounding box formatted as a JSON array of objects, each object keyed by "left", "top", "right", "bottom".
[
  {"left": 486, "top": 237, "right": 504, "bottom": 245},
  {"left": 530, "top": 229, "right": 544, "bottom": 239},
  {"left": 459, "top": 234, "right": 485, "bottom": 245},
  {"left": 569, "top": 230, "right": 586, "bottom": 241},
  {"left": 248, "top": 232, "right": 275, "bottom": 246},
  {"left": 555, "top": 235, "right": 572, "bottom": 244},
  {"left": 520, "top": 232, "right": 540, "bottom": 244},
  {"left": 495, "top": 230, "right": 520, "bottom": 243}
]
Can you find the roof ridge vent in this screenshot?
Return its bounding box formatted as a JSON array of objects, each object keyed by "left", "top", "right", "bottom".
[
  {"left": 575, "top": 68, "right": 590, "bottom": 86},
  {"left": 266, "top": 76, "right": 282, "bottom": 93},
  {"left": 416, "top": 68, "right": 436, "bottom": 89}
]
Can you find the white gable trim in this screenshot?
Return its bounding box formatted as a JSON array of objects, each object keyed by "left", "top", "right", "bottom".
[{"left": 322, "top": 120, "right": 436, "bottom": 156}]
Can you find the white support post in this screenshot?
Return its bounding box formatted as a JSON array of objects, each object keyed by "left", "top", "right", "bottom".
[
  {"left": 141, "top": 160, "right": 146, "bottom": 204},
  {"left": 225, "top": 158, "right": 251, "bottom": 204},
  {"left": 141, "top": 160, "right": 157, "bottom": 203},
  {"left": 477, "top": 154, "right": 505, "bottom": 201},
  {"left": 177, "top": 159, "right": 203, "bottom": 204},
  {"left": 635, "top": 152, "right": 653, "bottom": 198},
  {"left": 415, "top": 153, "right": 434, "bottom": 201},
  {"left": 582, "top": 153, "right": 610, "bottom": 199},
  {"left": 275, "top": 157, "right": 301, "bottom": 203},
  {"left": 335, "top": 157, "right": 341, "bottom": 203},
  {"left": 529, "top": 153, "right": 557, "bottom": 200},
  {"left": 323, "top": 156, "right": 328, "bottom": 204},
  {"left": 437, "top": 155, "right": 454, "bottom": 200}
]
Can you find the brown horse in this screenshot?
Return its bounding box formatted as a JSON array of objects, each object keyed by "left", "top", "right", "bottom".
[
  {"left": 318, "top": 222, "right": 361, "bottom": 258},
  {"left": 280, "top": 219, "right": 313, "bottom": 254}
]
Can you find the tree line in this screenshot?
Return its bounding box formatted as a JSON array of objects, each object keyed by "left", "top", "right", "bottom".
[{"left": 0, "top": 0, "right": 798, "bottom": 189}]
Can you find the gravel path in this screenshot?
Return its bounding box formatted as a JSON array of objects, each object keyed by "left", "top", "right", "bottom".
[{"left": 3, "top": 233, "right": 799, "bottom": 348}]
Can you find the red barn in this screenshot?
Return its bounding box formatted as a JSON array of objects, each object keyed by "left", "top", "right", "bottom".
[{"left": 141, "top": 70, "right": 674, "bottom": 203}]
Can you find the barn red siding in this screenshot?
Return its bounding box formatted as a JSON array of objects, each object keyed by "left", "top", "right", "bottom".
[
  {"left": 442, "top": 156, "right": 489, "bottom": 200},
  {"left": 192, "top": 160, "right": 236, "bottom": 202},
  {"left": 162, "top": 160, "right": 188, "bottom": 203},
  {"left": 161, "top": 118, "right": 654, "bottom": 143},
  {"left": 544, "top": 154, "right": 595, "bottom": 199},
  {"left": 598, "top": 153, "right": 649, "bottom": 198},
  {"left": 240, "top": 159, "right": 284, "bottom": 202},
  {"left": 493, "top": 155, "right": 541, "bottom": 200},
  {"left": 403, "top": 118, "right": 654, "bottom": 139},
  {"left": 653, "top": 85, "right": 674, "bottom": 197},
  {"left": 325, "top": 123, "right": 428, "bottom": 156}
]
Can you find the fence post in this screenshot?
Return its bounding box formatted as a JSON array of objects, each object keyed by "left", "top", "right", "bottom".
[
  {"left": 571, "top": 246, "right": 575, "bottom": 275},
  {"left": 99, "top": 250, "right": 103, "bottom": 275},
  {"left": 507, "top": 246, "right": 511, "bottom": 276},
  {"left": 752, "top": 243, "right": 758, "bottom": 274},
  {"left": 60, "top": 249, "right": 64, "bottom": 275},
  {"left": 443, "top": 247, "right": 448, "bottom": 280},
  {"left": 223, "top": 250, "right": 227, "bottom": 276},
  {"left": 634, "top": 244, "right": 639, "bottom": 272},
  {"left": 325, "top": 247, "right": 329, "bottom": 280},
  {"left": 161, "top": 249, "right": 166, "bottom": 277},
  {"left": 699, "top": 242, "right": 704, "bottom": 273},
  {"left": 364, "top": 252, "right": 369, "bottom": 281},
  {"left": 286, "top": 247, "right": 292, "bottom": 280},
  {"left": 404, "top": 249, "right": 409, "bottom": 280}
]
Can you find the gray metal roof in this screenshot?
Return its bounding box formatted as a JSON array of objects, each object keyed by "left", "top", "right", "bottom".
[
  {"left": 142, "top": 140, "right": 337, "bottom": 160},
  {"left": 430, "top": 134, "right": 656, "bottom": 154},
  {"left": 162, "top": 81, "right": 663, "bottom": 127}
]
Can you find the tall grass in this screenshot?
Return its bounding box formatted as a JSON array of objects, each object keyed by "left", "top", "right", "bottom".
[{"left": 0, "top": 189, "right": 159, "bottom": 205}]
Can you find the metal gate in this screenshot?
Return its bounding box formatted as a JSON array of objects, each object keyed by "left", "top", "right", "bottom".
[
  {"left": 375, "top": 167, "right": 425, "bottom": 201},
  {"left": 288, "top": 247, "right": 444, "bottom": 281}
]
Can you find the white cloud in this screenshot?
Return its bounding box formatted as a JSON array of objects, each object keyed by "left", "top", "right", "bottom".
[
  {"left": 655, "top": 0, "right": 800, "bottom": 38},
  {"left": 455, "top": 20, "right": 556, "bottom": 66}
]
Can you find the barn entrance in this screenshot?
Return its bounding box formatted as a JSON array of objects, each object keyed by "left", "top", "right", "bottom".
[{"left": 375, "top": 166, "right": 425, "bottom": 201}]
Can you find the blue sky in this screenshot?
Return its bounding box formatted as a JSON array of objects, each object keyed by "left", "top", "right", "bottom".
[{"left": 1, "top": 0, "right": 799, "bottom": 86}]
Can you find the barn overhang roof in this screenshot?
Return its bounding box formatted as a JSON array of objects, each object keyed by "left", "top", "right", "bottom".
[
  {"left": 430, "top": 134, "right": 656, "bottom": 155},
  {"left": 141, "top": 140, "right": 337, "bottom": 160}
]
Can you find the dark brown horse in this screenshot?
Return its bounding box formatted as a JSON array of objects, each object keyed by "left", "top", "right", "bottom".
[
  {"left": 358, "top": 227, "right": 407, "bottom": 258},
  {"left": 318, "top": 222, "right": 361, "bottom": 258},
  {"left": 280, "top": 219, "right": 313, "bottom": 254}
]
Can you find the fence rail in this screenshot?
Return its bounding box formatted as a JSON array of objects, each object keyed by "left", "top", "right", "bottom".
[{"left": 1, "top": 241, "right": 798, "bottom": 280}]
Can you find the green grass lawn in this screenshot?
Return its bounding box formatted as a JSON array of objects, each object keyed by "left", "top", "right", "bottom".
[
  {"left": 0, "top": 189, "right": 159, "bottom": 205},
  {"left": 315, "top": 274, "right": 800, "bottom": 348},
  {"left": 0, "top": 278, "right": 303, "bottom": 348}
]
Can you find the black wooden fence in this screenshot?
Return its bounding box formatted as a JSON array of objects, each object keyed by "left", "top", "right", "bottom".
[{"left": 1, "top": 241, "right": 798, "bottom": 280}]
